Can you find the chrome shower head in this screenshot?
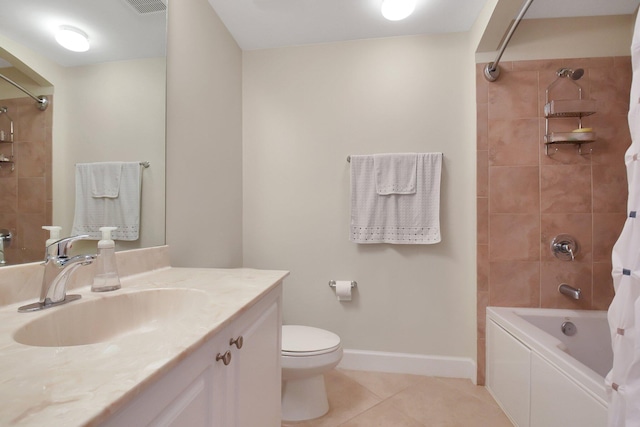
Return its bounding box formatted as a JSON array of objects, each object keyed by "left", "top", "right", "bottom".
[
  {"left": 557, "top": 67, "right": 584, "bottom": 80},
  {"left": 569, "top": 68, "right": 584, "bottom": 80}
]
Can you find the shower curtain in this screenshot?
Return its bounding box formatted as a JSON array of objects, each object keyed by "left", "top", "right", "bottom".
[{"left": 607, "top": 11, "right": 640, "bottom": 427}]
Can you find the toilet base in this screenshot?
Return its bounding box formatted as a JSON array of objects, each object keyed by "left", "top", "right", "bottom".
[{"left": 281, "top": 374, "right": 329, "bottom": 422}]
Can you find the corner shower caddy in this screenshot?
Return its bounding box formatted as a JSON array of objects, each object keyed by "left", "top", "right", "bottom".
[
  {"left": 0, "top": 107, "right": 14, "bottom": 171},
  {"left": 544, "top": 69, "right": 596, "bottom": 156}
]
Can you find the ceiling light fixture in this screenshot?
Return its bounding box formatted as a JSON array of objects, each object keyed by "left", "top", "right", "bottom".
[
  {"left": 381, "top": 0, "right": 417, "bottom": 21},
  {"left": 55, "top": 25, "right": 90, "bottom": 52}
]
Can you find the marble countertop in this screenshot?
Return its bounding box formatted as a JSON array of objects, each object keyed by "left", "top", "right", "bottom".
[{"left": 0, "top": 249, "right": 288, "bottom": 426}]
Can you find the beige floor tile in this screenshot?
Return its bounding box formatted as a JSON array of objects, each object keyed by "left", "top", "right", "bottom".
[
  {"left": 283, "top": 370, "right": 382, "bottom": 427},
  {"left": 434, "top": 377, "right": 502, "bottom": 407},
  {"left": 338, "top": 369, "right": 424, "bottom": 399},
  {"left": 281, "top": 370, "right": 513, "bottom": 427},
  {"left": 338, "top": 400, "right": 425, "bottom": 427},
  {"left": 386, "top": 376, "right": 513, "bottom": 427}
]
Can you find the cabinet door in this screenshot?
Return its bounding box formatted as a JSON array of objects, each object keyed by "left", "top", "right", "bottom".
[
  {"left": 211, "top": 339, "right": 234, "bottom": 427},
  {"left": 149, "top": 369, "right": 213, "bottom": 427},
  {"left": 530, "top": 353, "right": 607, "bottom": 427},
  {"left": 231, "top": 291, "right": 282, "bottom": 427},
  {"left": 100, "top": 336, "right": 220, "bottom": 427}
]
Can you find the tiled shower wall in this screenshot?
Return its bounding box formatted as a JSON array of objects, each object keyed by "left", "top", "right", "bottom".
[
  {"left": 0, "top": 96, "right": 52, "bottom": 265},
  {"left": 476, "top": 57, "right": 632, "bottom": 384}
]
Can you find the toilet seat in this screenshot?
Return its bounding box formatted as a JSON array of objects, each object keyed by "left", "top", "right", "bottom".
[{"left": 282, "top": 325, "right": 341, "bottom": 357}]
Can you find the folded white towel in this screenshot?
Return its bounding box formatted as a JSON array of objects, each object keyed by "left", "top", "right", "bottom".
[
  {"left": 350, "top": 153, "right": 442, "bottom": 244},
  {"left": 374, "top": 153, "right": 417, "bottom": 195},
  {"left": 89, "top": 162, "right": 123, "bottom": 198},
  {"left": 71, "top": 162, "right": 142, "bottom": 241}
]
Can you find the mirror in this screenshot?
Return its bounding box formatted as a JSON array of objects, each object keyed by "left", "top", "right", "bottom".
[{"left": 0, "top": 0, "right": 166, "bottom": 265}]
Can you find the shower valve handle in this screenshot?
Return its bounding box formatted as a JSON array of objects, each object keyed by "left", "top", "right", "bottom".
[{"left": 551, "top": 234, "right": 578, "bottom": 261}]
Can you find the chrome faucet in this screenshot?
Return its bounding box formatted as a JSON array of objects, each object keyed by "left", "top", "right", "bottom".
[
  {"left": 18, "top": 235, "right": 96, "bottom": 313},
  {"left": 558, "top": 283, "right": 581, "bottom": 300}
]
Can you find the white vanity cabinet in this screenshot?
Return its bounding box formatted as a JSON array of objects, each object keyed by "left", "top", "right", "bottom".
[{"left": 100, "top": 285, "right": 282, "bottom": 427}]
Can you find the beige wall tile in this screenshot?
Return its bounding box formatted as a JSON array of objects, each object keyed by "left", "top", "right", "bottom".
[
  {"left": 489, "top": 261, "right": 540, "bottom": 307},
  {"left": 478, "top": 244, "right": 489, "bottom": 291},
  {"left": 488, "top": 70, "right": 539, "bottom": 120},
  {"left": 17, "top": 177, "right": 45, "bottom": 214},
  {"left": 489, "top": 214, "right": 540, "bottom": 261},
  {"left": 488, "top": 118, "right": 540, "bottom": 166},
  {"left": 490, "top": 166, "right": 540, "bottom": 213},
  {"left": 593, "top": 213, "right": 626, "bottom": 262},
  {"left": 477, "top": 150, "right": 488, "bottom": 197},
  {"left": 593, "top": 164, "right": 628, "bottom": 213},
  {"left": 540, "top": 164, "right": 592, "bottom": 213}
]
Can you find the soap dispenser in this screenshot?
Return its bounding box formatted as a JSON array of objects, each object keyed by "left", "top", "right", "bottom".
[
  {"left": 42, "top": 226, "right": 62, "bottom": 257},
  {"left": 92, "top": 226, "right": 121, "bottom": 292}
]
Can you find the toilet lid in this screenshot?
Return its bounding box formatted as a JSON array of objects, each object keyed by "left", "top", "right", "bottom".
[{"left": 282, "top": 325, "right": 341, "bottom": 354}]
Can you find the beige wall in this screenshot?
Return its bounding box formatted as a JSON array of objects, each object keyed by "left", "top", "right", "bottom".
[
  {"left": 243, "top": 33, "right": 478, "bottom": 359},
  {"left": 476, "top": 15, "right": 635, "bottom": 63},
  {"left": 58, "top": 58, "right": 166, "bottom": 253},
  {"left": 165, "top": 0, "right": 243, "bottom": 267}
]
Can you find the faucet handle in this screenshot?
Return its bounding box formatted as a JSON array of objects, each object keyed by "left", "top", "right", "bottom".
[
  {"left": 46, "top": 234, "right": 90, "bottom": 258},
  {"left": 551, "top": 234, "right": 578, "bottom": 261}
]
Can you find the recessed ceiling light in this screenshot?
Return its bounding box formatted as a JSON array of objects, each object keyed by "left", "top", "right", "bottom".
[
  {"left": 55, "top": 26, "right": 90, "bottom": 52},
  {"left": 381, "top": 0, "right": 417, "bottom": 21}
]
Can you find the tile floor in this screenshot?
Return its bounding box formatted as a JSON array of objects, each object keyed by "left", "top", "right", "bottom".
[{"left": 282, "top": 369, "right": 514, "bottom": 427}]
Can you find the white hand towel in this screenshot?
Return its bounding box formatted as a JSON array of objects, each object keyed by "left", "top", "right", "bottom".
[
  {"left": 350, "top": 152, "right": 442, "bottom": 244},
  {"left": 374, "top": 153, "right": 417, "bottom": 195},
  {"left": 89, "top": 162, "right": 123, "bottom": 198},
  {"left": 72, "top": 162, "right": 142, "bottom": 241}
]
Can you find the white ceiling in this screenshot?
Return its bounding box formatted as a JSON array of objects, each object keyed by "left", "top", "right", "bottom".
[
  {"left": 0, "top": 0, "right": 638, "bottom": 67},
  {"left": 210, "top": 0, "right": 640, "bottom": 51},
  {"left": 0, "top": 0, "right": 166, "bottom": 67}
]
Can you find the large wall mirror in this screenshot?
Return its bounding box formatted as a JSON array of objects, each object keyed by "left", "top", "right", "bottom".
[{"left": 0, "top": 0, "right": 166, "bottom": 265}]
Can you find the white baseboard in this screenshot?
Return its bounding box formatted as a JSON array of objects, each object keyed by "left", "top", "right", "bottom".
[{"left": 338, "top": 349, "right": 477, "bottom": 384}]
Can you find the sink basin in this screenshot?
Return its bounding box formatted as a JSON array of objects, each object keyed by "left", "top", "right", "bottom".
[{"left": 13, "top": 288, "right": 209, "bottom": 347}]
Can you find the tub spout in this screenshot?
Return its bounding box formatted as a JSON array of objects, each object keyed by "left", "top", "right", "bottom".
[{"left": 559, "top": 283, "right": 581, "bottom": 300}]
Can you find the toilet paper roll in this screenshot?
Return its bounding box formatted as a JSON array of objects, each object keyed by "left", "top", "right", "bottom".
[{"left": 335, "top": 280, "right": 352, "bottom": 302}]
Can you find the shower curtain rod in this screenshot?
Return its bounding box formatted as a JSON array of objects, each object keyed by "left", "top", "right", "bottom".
[
  {"left": 483, "top": 0, "right": 534, "bottom": 82},
  {"left": 0, "top": 72, "right": 49, "bottom": 111}
]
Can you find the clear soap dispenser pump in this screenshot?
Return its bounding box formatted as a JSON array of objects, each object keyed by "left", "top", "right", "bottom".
[{"left": 92, "top": 226, "right": 121, "bottom": 292}]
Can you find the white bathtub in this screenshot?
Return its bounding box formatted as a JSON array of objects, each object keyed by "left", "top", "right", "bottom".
[{"left": 486, "top": 307, "right": 612, "bottom": 427}]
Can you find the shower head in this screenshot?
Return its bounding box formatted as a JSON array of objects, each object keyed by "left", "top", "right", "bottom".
[
  {"left": 556, "top": 67, "right": 584, "bottom": 80},
  {"left": 570, "top": 68, "right": 585, "bottom": 80}
]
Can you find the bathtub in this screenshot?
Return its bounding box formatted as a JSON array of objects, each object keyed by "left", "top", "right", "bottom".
[{"left": 486, "top": 307, "right": 612, "bottom": 427}]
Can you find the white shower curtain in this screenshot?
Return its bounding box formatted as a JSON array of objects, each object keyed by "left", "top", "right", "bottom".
[{"left": 607, "top": 11, "right": 640, "bottom": 427}]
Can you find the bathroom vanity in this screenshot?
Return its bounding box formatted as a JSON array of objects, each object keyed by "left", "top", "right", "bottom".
[{"left": 0, "top": 246, "right": 287, "bottom": 427}]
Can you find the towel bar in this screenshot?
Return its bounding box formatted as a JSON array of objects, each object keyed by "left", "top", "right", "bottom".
[{"left": 346, "top": 154, "right": 443, "bottom": 162}]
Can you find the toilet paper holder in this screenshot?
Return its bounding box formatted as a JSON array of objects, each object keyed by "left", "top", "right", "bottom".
[{"left": 328, "top": 280, "right": 357, "bottom": 289}]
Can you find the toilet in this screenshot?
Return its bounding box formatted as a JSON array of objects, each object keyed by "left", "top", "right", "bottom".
[{"left": 281, "top": 325, "right": 343, "bottom": 422}]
